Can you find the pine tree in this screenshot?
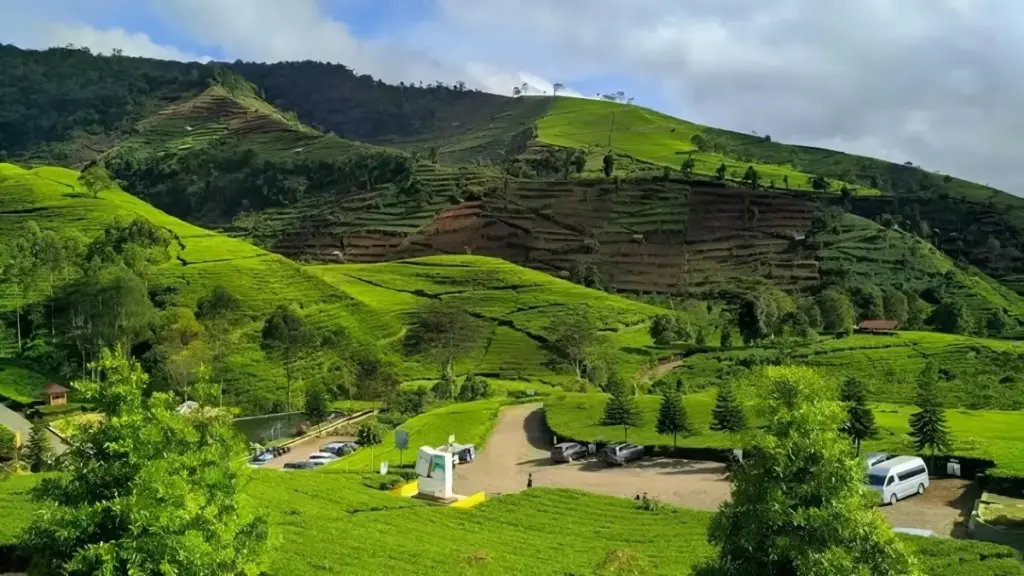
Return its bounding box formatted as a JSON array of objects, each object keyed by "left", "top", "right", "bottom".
[
  {"left": 909, "top": 362, "right": 951, "bottom": 468},
  {"left": 710, "top": 381, "right": 747, "bottom": 432},
  {"left": 25, "top": 418, "right": 52, "bottom": 473},
  {"left": 601, "top": 378, "right": 643, "bottom": 441},
  {"left": 839, "top": 378, "right": 877, "bottom": 455},
  {"left": 655, "top": 391, "right": 690, "bottom": 448}
]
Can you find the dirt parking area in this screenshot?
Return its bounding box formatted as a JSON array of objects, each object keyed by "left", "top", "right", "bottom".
[{"left": 454, "top": 404, "right": 976, "bottom": 535}]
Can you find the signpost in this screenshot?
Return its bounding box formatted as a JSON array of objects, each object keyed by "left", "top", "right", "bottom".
[{"left": 395, "top": 430, "right": 409, "bottom": 466}]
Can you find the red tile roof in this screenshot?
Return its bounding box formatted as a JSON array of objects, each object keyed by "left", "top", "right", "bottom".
[{"left": 858, "top": 320, "right": 899, "bottom": 331}]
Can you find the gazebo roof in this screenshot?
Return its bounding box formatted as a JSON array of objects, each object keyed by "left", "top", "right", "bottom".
[{"left": 43, "top": 383, "right": 69, "bottom": 395}]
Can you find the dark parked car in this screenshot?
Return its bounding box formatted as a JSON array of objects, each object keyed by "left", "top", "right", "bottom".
[
  {"left": 601, "top": 443, "right": 644, "bottom": 465},
  {"left": 250, "top": 451, "right": 275, "bottom": 465},
  {"left": 283, "top": 460, "right": 325, "bottom": 471},
  {"left": 321, "top": 441, "right": 360, "bottom": 456},
  {"left": 551, "top": 442, "right": 589, "bottom": 463}
]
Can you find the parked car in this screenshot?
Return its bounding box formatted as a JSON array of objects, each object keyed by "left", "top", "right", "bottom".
[
  {"left": 601, "top": 442, "right": 644, "bottom": 465},
  {"left": 307, "top": 452, "right": 339, "bottom": 462},
  {"left": 283, "top": 460, "right": 326, "bottom": 471},
  {"left": 320, "top": 442, "right": 360, "bottom": 456},
  {"left": 250, "top": 451, "right": 275, "bottom": 465},
  {"left": 866, "top": 456, "right": 929, "bottom": 505},
  {"left": 551, "top": 442, "right": 588, "bottom": 463}
]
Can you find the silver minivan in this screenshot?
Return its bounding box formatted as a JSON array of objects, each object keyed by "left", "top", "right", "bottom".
[{"left": 866, "top": 456, "right": 929, "bottom": 505}]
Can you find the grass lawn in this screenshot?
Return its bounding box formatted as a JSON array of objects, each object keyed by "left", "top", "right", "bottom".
[
  {"left": 0, "top": 360, "right": 50, "bottom": 405},
  {"left": 329, "top": 399, "right": 505, "bottom": 471},
  {"left": 545, "top": 390, "right": 1024, "bottom": 479},
  {"left": 3, "top": 470, "right": 1020, "bottom": 575}
]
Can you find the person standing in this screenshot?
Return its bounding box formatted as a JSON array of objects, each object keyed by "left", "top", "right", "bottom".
[{"left": 527, "top": 473, "right": 534, "bottom": 489}]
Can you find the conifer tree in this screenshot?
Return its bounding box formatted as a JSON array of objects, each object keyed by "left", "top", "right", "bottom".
[
  {"left": 25, "top": 418, "right": 52, "bottom": 473},
  {"left": 601, "top": 377, "right": 643, "bottom": 441},
  {"left": 655, "top": 391, "right": 691, "bottom": 448},
  {"left": 839, "top": 378, "right": 877, "bottom": 455},
  {"left": 909, "top": 362, "right": 951, "bottom": 468},
  {"left": 710, "top": 381, "right": 747, "bottom": 432}
]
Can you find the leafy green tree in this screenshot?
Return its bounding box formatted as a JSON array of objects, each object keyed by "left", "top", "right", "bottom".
[
  {"left": 905, "top": 291, "right": 927, "bottom": 329},
  {"left": 572, "top": 151, "right": 587, "bottom": 174},
  {"left": 25, "top": 418, "right": 53, "bottom": 473},
  {"left": 933, "top": 299, "right": 972, "bottom": 334},
  {"left": 742, "top": 165, "right": 760, "bottom": 189},
  {"left": 715, "top": 162, "right": 727, "bottom": 181},
  {"left": 798, "top": 298, "right": 823, "bottom": 332},
  {"left": 84, "top": 216, "right": 171, "bottom": 284},
  {"left": 852, "top": 284, "right": 885, "bottom": 321},
  {"left": 24, "top": 348, "right": 268, "bottom": 575},
  {"left": 680, "top": 155, "right": 695, "bottom": 179},
  {"left": 261, "top": 304, "right": 312, "bottom": 410},
  {"left": 986, "top": 309, "right": 1010, "bottom": 337},
  {"left": 457, "top": 374, "right": 491, "bottom": 402},
  {"left": 197, "top": 286, "right": 243, "bottom": 320},
  {"left": 719, "top": 327, "right": 733, "bottom": 349},
  {"left": 601, "top": 375, "right": 643, "bottom": 441},
  {"left": 404, "top": 300, "right": 479, "bottom": 381},
  {"left": 357, "top": 421, "right": 385, "bottom": 470},
  {"left": 649, "top": 314, "right": 686, "bottom": 346},
  {"left": 707, "top": 366, "right": 918, "bottom": 576},
  {"left": 710, "top": 381, "right": 747, "bottom": 432},
  {"left": 883, "top": 290, "right": 909, "bottom": 326},
  {"left": 77, "top": 162, "right": 114, "bottom": 198},
  {"left": 304, "top": 382, "right": 330, "bottom": 435},
  {"left": 737, "top": 289, "right": 783, "bottom": 344},
  {"left": 816, "top": 288, "right": 855, "bottom": 332},
  {"left": 909, "top": 362, "right": 951, "bottom": 467},
  {"left": 782, "top": 174, "right": 789, "bottom": 189},
  {"left": 839, "top": 378, "right": 877, "bottom": 455},
  {"left": 0, "top": 425, "right": 17, "bottom": 463},
  {"left": 655, "top": 391, "right": 691, "bottom": 449},
  {"left": 603, "top": 153, "right": 615, "bottom": 177},
  {"left": 548, "top": 307, "right": 599, "bottom": 383}
]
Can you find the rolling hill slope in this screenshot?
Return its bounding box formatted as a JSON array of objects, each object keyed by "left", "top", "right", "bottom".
[{"left": 0, "top": 163, "right": 664, "bottom": 410}]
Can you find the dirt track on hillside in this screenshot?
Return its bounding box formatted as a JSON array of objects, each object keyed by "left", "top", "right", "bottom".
[{"left": 454, "top": 404, "right": 976, "bottom": 534}]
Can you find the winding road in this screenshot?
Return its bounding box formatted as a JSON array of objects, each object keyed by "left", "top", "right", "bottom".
[{"left": 0, "top": 403, "right": 66, "bottom": 455}]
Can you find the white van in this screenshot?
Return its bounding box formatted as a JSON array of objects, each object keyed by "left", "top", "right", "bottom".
[{"left": 866, "top": 456, "right": 929, "bottom": 505}]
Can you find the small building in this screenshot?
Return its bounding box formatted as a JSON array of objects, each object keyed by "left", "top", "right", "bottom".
[
  {"left": 43, "top": 383, "right": 69, "bottom": 406},
  {"left": 857, "top": 320, "right": 899, "bottom": 334}
]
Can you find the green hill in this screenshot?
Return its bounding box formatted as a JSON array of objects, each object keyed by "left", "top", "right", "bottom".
[{"left": 0, "top": 163, "right": 663, "bottom": 411}]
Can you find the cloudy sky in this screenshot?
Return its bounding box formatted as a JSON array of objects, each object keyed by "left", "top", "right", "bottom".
[{"left": 3, "top": 0, "right": 1023, "bottom": 194}]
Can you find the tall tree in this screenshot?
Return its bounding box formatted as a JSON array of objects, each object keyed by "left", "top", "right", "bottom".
[
  {"left": 839, "top": 378, "right": 877, "bottom": 455},
  {"left": 548, "top": 307, "right": 599, "bottom": 383},
  {"left": 883, "top": 290, "right": 909, "bottom": 326},
  {"left": 715, "top": 162, "right": 727, "bottom": 181},
  {"left": 304, "top": 382, "right": 329, "bottom": 435},
  {"left": 24, "top": 349, "right": 268, "bottom": 574},
  {"left": 933, "top": 299, "right": 971, "bottom": 334},
  {"left": 816, "top": 288, "right": 855, "bottom": 333},
  {"left": 552, "top": 82, "right": 565, "bottom": 96},
  {"left": 905, "top": 291, "right": 928, "bottom": 330},
  {"left": 742, "top": 165, "right": 760, "bottom": 189},
  {"left": 601, "top": 376, "right": 643, "bottom": 441},
  {"left": 357, "top": 421, "right": 385, "bottom": 471},
  {"left": 680, "top": 155, "right": 696, "bottom": 179},
  {"left": 261, "top": 304, "right": 312, "bottom": 410},
  {"left": 852, "top": 285, "right": 885, "bottom": 321},
  {"left": 909, "top": 362, "right": 951, "bottom": 468},
  {"left": 707, "top": 366, "right": 918, "bottom": 576},
  {"left": 655, "top": 391, "right": 691, "bottom": 449},
  {"left": 710, "top": 381, "right": 747, "bottom": 432},
  {"left": 25, "top": 418, "right": 53, "bottom": 473},
  {"left": 77, "top": 162, "right": 114, "bottom": 198},
  {"left": 649, "top": 314, "right": 686, "bottom": 346},
  {"left": 404, "top": 300, "right": 479, "bottom": 381},
  {"left": 603, "top": 153, "right": 615, "bottom": 177}
]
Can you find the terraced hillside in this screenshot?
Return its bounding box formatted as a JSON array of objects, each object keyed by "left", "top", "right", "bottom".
[{"left": 0, "top": 163, "right": 667, "bottom": 411}]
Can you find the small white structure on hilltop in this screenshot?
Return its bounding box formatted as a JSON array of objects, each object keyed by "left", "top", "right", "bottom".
[{"left": 415, "top": 446, "right": 455, "bottom": 501}]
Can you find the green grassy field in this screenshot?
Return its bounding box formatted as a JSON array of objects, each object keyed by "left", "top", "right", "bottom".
[
  {"left": 309, "top": 255, "right": 664, "bottom": 382},
  {"left": 330, "top": 399, "right": 504, "bottom": 471},
  {"left": 545, "top": 385, "right": 1024, "bottom": 480},
  {"left": 0, "top": 360, "right": 50, "bottom": 405},
  {"left": 669, "top": 331, "right": 1024, "bottom": 410},
  {"left": 3, "top": 470, "right": 1019, "bottom": 574}
]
